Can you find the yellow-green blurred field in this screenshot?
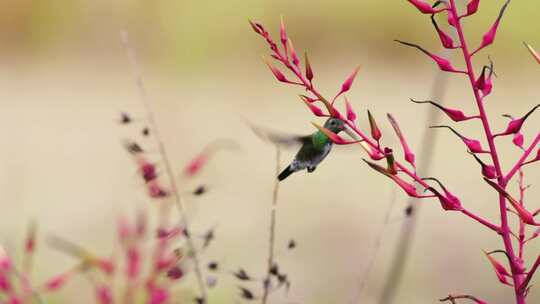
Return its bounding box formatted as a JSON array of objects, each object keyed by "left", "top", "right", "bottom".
[{"left": 1, "top": 1, "right": 539, "bottom": 303}]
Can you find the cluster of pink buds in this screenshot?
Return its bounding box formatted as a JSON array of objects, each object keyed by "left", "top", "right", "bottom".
[
  {"left": 251, "top": 1, "right": 540, "bottom": 303},
  {"left": 0, "top": 222, "right": 92, "bottom": 304}
]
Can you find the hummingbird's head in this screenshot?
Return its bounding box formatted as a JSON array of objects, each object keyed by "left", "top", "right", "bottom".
[{"left": 324, "top": 118, "right": 346, "bottom": 133}]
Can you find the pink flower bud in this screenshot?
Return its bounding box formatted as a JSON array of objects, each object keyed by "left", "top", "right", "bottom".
[
  {"left": 387, "top": 114, "right": 415, "bottom": 168},
  {"left": 280, "top": 16, "right": 288, "bottom": 50},
  {"left": 364, "top": 160, "right": 428, "bottom": 198},
  {"left": 148, "top": 285, "right": 169, "bottom": 304},
  {"left": 266, "top": 61, "right": 290, "bottom": 83},
  {"left": 469, "top": 152, "right": 497, "bottom": 179},
  {"left": 513, "top": 133, "right": 524, "bottom": 148},
  {"left": 248, "top": 20, "right": 266, "bottom": 37},
  {"left": 184, "top": 151, "right": 208, "bottom": 177},
  {"left": 431, "top": 125, "right": 489, "bottom": 153},
  {"left": 485, "top": 178, "right": 540, "bottom": 226},
  {"left": 344, "top": 97, "right": 357, "bottom": 122},
  {"left": 410, "top": 99, "right": 478, "bottom": 122},
  {"left": 424, "top": 177, "right": 462, "bottom": 211},
  {"left": 312, "top": 123, "right": 362, "bottom": 145},
  {"left": 431, "top": 15, "right": 456, "bottom": 49},
  {"left": 97, "top": 259, "right": 115, "bottom": 276},
  {"left": 465, "top": 0, "right": 480, "bottom": 16},
  {"left": 334, "top": 66, "right": 361, "bottom": 101},
  {"left": 473, "top": 0, "right": 510, "bottom": 54},
  {"left": 495, "top": 105, "right": 540, "bottom": 137},
  {"left": 299, "top": 94, "right": 318, "bottom": 103},
  {"left": 407, "top": 0, "right": 439, "bottom": 14},
  {"left": 96, "top": 285, "right": 113, "bottom": 304},
  {"left": 44, "top": 271, "right": 72, "bottom": 292},
  {"left": 384, "top": 147, "right": 398, "bottom": 175},
  {"left": 166, "top": 265, "right": 184, "bottom": 280},
  {"left": 288, "top": 39, "right": 300, "bottom": 66},
  {"left": 395, "top": 40, "right": 463, "bottom": 73},
  {"left": 126, "top": 247, "right": 141, "bottom": 281},
  {"left": 367, "top": 110, "right": 382, "bottom": 141},
  {"left": 303, "top": 100, "right": 326, "bottom": 117},
  {"left": 525, "top": 42, "right": 540, "bottom": 64},
  {"left": 25, "top": 221, "right": 37, "bottom": 253},
  {"left": 137, "top": 157, "right": 157, "bottom": 183},
  {"left": 0, "top": 273, "right": 12, "bottom": 292},
  {"left": 359, "top": 141, "right": 384, "bottom": 160},
  {"left": 0, "top": 247, "right": 12, "bottom": 272},
  {"left": 305, "top": 53, "right": 314, "bottom": 82},
  {"left": 483, "top": 250, "right": 512, "bottom": 285},
  {"left": 147, "top": 181, "right": 169, "bottom": 198}
]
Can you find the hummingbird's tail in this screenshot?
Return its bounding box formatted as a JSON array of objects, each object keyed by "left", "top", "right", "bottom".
[{"left": 278, "top": 165, "right": 294, "bottom": 181}]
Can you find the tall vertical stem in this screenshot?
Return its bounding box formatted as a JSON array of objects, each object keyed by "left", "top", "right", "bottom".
[{"left": 448, "top": 2, "right": 525, "bottom": 303}]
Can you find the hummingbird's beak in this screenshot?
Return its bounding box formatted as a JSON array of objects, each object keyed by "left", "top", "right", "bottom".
[{"left": 344, "top": 125, "right": 357, "bottom": 140}]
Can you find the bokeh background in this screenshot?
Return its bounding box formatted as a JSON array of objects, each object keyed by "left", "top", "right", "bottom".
[{"left": 1, "top": 0, "right": 539, "bottom": 303}]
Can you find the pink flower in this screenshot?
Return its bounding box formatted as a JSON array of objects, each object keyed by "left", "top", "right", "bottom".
[
  {"left": 148, "top": 285, "right": 169, "bottom": 304},
  {"left": 387, "top": 114, "right": 415, "bottom": 168},
  {"left": 483, "top": 250, "right": 512, "bottom": 285},
  {"left": 472, "top": 0, "right": 511, "bottom": 55},
  {"left": 96, "top": 285, "right": 113, "bottom": 304},
  {"left": 396, "top": 40, "right": 464, "bottom": 73},
  {"left": 410, "top": 99, "right": 478, "bottom": 122}
]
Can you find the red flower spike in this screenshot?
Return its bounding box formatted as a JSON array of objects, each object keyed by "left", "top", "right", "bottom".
[
  {"left": 484, "top": 178, "right": 540, "bottom": 226},
  {"left": 302, "top": 99, "right": 326, "bottom": 117},
  {"left": 431, "top": 125, "right": 489, "bottom": 153},
  {"left": 96, "top": 285, "right": 113, "bottom": 304},
  {"left": 465, "top": 0, "right": 481, "bottom": 16},
  {"left": 367, "top": 110, "right": 382, "bottom": 141},
  {"left": 344, "top": 97, "right": 357, "bottom": 122},
  {"left": 469, "top": 152, "right": 497, "bottom": 179},
  {"left": 288, "top": 39, "right": 300, "bottom": 66},
  {"left": 305, "top": 52, "right": 314, "bottom": 82},
  {"left": 472, "top": 0, "right": 511, "bottom": 55},
  {"left": 333, "top": 66, "right": 361, "bottom": 102},
  {"left": 483, "top": 249, "right": 512, "bottom": 285},
  {"left": 364, "top": 160, "right": 427, "bottom": 198},
  {"left": 431, "top": 15, "right": 456, "bottom": 49},
  {"left": 423, "top": 177, "right": 463, "bottom": 211},
  {"left": 495, "top": 105, "right": 540, "bottom": 137},
  {"left": 525, "top": 42, "right": 540, "bottom": 64},
  {"left": 387, "top": 114, "right": 416, "bottom": 168},
  {"left": 410, "top": 99, "right": 477, "bottom": 122},
  {"left": 513, "top": 133, "right": 524, "bottom": 149},
  {"left": 407, "top": 0, "right": 440, "bottom": 14},
  {"left": 312, "top": 123, "right": 362, "bottom": 145},
  {"left": 395, "top": 40, "right": 463, "bottom": 73}
]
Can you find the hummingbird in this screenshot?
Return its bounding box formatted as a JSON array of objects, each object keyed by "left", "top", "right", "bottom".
[{"left": 250, "top": 117, "right": 354, "bottom": 181}]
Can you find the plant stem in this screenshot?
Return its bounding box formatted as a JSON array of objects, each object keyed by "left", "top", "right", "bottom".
[
  {"left": 261, "top": 147, "right": 281, "bottom": 304},
  {"left": 448, "top": 1, "right": 525, "bottom": 302},
  {"left": 120, "top": 31, "right": 208, "bottom": 302}
]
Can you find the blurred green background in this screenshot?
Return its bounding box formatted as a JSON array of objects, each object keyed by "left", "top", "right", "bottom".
[{"left": 1, "top": 0, "right": 539, "bottom": 303}]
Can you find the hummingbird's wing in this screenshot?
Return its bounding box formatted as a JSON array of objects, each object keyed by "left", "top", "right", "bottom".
[{"left": 248, "top": 123, "right": 311, "bottom": 148}]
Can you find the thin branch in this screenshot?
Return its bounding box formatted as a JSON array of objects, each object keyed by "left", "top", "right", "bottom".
[
  {"left": 261, "top": 147, "right": 282, "bottom": 304},
  {"left": 120, "top": 31, "right": 208, "bottom": 301}
]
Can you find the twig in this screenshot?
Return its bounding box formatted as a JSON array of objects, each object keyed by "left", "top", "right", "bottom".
[
  {"left": 119, "top": 31, "right": 208, "bottom": 302},
  {"left": 261, "top": 147, "right": 282, "bottom": 304}
]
